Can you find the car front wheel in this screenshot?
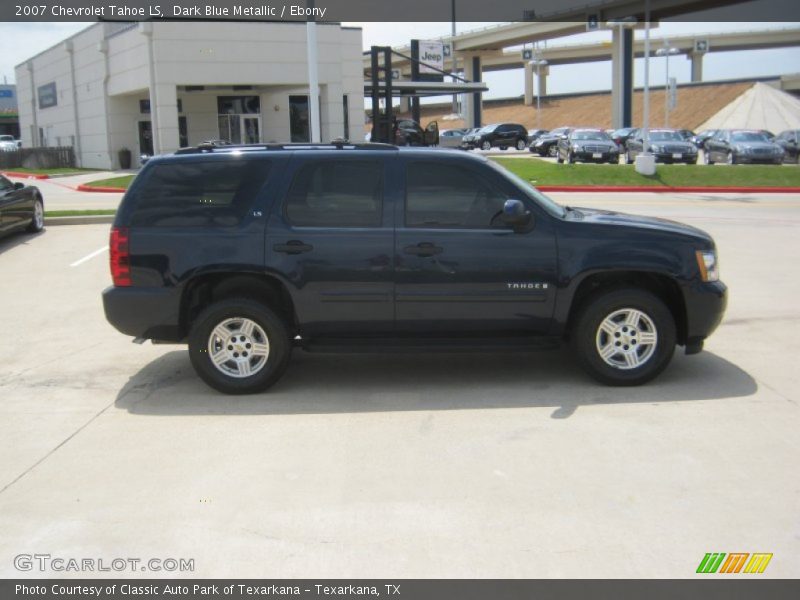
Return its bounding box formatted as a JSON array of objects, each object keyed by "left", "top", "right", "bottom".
[
  {"left": 516, "top": 139, "right": 526, "bottom": 151},
  {"left": 188, "top": 298, "right": 291, "bottom": 394},
  {"left": 547, "top": 145, "right": 558, "bottom": 157},
  {"left": 27, "top": 196, "right": 44, "bottom": 233},
  {"left": 571, "top": 288, "right": 676, "bottom": 386},
  {"left": 481, "top": 140, "right": 491, "bottom": 151}
]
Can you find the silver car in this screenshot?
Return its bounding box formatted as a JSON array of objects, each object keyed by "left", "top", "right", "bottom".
[
  {"left": 438, "top": 128, "right": 468, "bottom": 148},
  {"left": 0, "top": 135, "right": 18, "bottom": 151}
]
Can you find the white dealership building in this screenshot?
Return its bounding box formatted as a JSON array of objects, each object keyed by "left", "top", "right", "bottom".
[{"left": 15, "top": 21, "right": 364, "bottom": 168}]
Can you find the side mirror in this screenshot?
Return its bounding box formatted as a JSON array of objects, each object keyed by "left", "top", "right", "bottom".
[
  {"left": 502, "top": 199, "right": 533, "bottom": 232},
  {"left": 14, "top": 182, "right": 24, "bottom": 190}
]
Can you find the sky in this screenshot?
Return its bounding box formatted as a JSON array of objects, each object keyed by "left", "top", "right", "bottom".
[{"left": 1, "top": 21, "right": 799, "bottom": 100}]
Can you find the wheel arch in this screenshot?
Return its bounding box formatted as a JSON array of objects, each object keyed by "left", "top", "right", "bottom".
[
  {"left": 563, "top": 270, "right": 688, "bottom": 345},
  {"left": 179, "top": 272, "right": 297, "bottom": 339}
]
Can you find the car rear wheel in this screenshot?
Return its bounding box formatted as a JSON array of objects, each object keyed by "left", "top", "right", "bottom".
[
  {"left": 516, "top": 139, "right": 526, "bottom": 151},
  {"left": 27, "top": 197, "right": 44, "bottom": 233},
  {"left": 188, "top": 298, "right": 291, "bottom": 394},
  {"left": 481, "top": 140, "right": 491, "bottom": 151},
  {"left": 571, "top": 288, "right": 676, "bottom": 386}
]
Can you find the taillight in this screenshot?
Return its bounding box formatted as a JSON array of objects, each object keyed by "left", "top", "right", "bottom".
[{"left": 109, "top": 226, "right": 131, "bottom": 286}]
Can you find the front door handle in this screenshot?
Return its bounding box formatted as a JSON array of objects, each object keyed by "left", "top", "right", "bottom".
[
  {"left": 273, "top": 240, "right": 313, "bottom": 254},
  {"left": 404, "top": 242, "right": 443, "bottom": 257}
]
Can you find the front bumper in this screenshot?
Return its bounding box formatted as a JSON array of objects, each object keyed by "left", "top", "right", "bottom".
[
  {"left": 572, "top": 150, "right": 619, "bottom": 162},
  {"left": 734, "top": 154, "right": 783, "bottom": 164},
  {"left": 652, "top": 151, "right": 698, "bottom": 163},
  {"left": 102, "top": 285, "right": 183, "bottom": 341},
  {"left": 682, "top": 280, "right": 727, "bottom": 351}
]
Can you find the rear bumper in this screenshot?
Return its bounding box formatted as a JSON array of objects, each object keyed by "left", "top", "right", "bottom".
[
  {"left": 102, "top": 285, "right": 183, "bottom": 341},
  {"left": 682, "top": 280, "right": 727, "bottom": 349}
]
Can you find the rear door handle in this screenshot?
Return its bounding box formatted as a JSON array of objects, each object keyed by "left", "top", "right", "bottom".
[
  {"left": 273, "top": 240, "right": 313, "bottom": 254},
  {"left": 404, "top": 242, "right": 443, "bottom": 257}
]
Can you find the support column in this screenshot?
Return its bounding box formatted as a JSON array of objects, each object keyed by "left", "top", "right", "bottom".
[
  {"left": 463, "top": 54, "right": 483, "bottom": 129},
  {"left": 153, "top": 84, "right": 179, "bottom": 154},
  {"left": 399, "top": 96, "right": 410, "bottom": 113},
  {"left": 690, "top": 53, "right": 703, "bottom": 82},
  {"left": 524, "top": 62, "right": 534, "bottom": 106},
  {"left": 611, "top": 26, "right": 634, "bottom": 129},
  {"left": 537, "top": 65, "right": 549, "bottom": 97}
]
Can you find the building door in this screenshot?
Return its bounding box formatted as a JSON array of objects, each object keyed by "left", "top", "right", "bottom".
[
  {"left": 138, "top": 121, "right": 153, "bottom": 155},
  {"left": 217, "top": 114, "right": 260, "bottom": 144}
]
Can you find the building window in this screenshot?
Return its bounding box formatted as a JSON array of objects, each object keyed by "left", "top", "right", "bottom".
[
  {"left": 37, "top": 82, "right": 57, "bottom": 109},
  {"left": 289, "top": 95, "right": 309, "bottom": 143},
  {"left": 217, "top": 96, "right": 260, "bottom": 115},
  {"left": 343, "top": 95, "right": 350, "bottom": 141}
]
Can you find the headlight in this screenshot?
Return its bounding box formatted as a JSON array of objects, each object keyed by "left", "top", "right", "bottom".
[
  {"left": 696, "top": 249, "right": 719, "bottom": 282},
  {"left": 650, "top": 144, "right": 663, "bottom": 153},
  {"left": 572, "top": 144, "right": 581, "bottom": 151}
]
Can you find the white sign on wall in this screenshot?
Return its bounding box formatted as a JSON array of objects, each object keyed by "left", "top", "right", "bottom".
[{"left": 418, "top": 41, "right": 445, "bottom": 75}]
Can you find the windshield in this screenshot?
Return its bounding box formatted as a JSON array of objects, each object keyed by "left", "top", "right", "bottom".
[
  {"left": 479, "top": 124, "right": 499, "bottom": 133},
  {"left": 486, "top": 159, "right": 566, "bottom": 219},
  {"left": 649, "top": 131, "right": 683, "bottom": 142},
  {"left": 731, "top": 131, "right": 768, "bottom": 142},
  {"left": 0, "top": 135, "right": 14, "bottom": 142},
  {"left": 572, "top": 131, "right": 610, "bottom": 141}
]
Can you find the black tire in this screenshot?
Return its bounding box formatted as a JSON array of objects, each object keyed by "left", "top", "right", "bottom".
[
  {"left": 556, "top": 153, "right": 564, "bottom": 164},
  {"left": 188, "top": 298, "right": 292, "bottom": 394},
  {"left": 481, "top": 140, "right": 492, "bottom": 151},
  {"left": 27, "top": 196, "right": 45, "bottom": 233},
  {"left": 625, "top": 150, "right": 634, "bottom": 165},
  {"left": 516, "top": 138, "right": 526, "bottom": 151},
  {"left": 547, "top": 145, "right": 558, "bottom": 157},
  {"left": 570, "top": 288, "right": 676, "bottom": 386}
]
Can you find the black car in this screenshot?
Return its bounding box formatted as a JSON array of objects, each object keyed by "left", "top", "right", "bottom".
[
  {"left": 527, "top": 128, "right": 549, "bottom": 144},
  {"left": 610, "top": 127, "right": 638, "bottom": 149},
  {"left": 688, "top": 129, "right": 718, "bottom": 149},
  {"left": 103, "top": 142, "right": 726, "bottom": 394},
  {"left": 557, "top": 129, "right": 620, "bottom": 164},
  {"left": 676, "top": 129, "right": 696, "bottom": 141},
  {"left": 530, "top": 127, "right": 572, "bottom": 156},
  {"left": 0, "top": 175, "right": 44, "bottom": 240},
  {"left": 463, "top": 123, "right": 528, "bottom": 151},
  {"left": 371, "top": 118, "right": 439, "bottom": 146},
  {"left": 703, "top": 129, "right": 784, "bottom": 165},
  {"left": 624, "top": 129, "right": 698, "bottom": 165},
  {"left": 776, "top": 129, "right": 800, "bottom": 164}
]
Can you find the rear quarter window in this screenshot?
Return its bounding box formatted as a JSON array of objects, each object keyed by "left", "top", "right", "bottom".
[{"left": 128, "top": 159, "right": 271, "bottom": 227}]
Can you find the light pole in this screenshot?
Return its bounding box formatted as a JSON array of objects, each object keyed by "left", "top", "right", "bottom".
[
  {"left": 656, "top": 44, "right": 680, "bottom": 127},
  {"left": 451, "top": 0, "right": 458, "bottom": 115},
  {"left": 528, "top": 58, "right": 548, "bottom": 131}
]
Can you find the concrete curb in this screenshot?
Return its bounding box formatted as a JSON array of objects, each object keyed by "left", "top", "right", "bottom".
[
  {"left": 536, "top": 185, "right": 800, "bottom": 193},
  {"left": 77, "top": 184, "right": 126, "bottom": 193},
  {"left": 45, "top": 215, "right": 115, "bottom": 226}
]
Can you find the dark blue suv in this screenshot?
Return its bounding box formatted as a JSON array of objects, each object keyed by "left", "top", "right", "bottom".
[{"left": 103, "top": 142, "right": 726, "bottom": 394}]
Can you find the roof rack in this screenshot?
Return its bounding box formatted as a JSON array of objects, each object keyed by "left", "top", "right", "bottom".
[{"left": 174, "top": 141, "right": 398, "bottom": 155}]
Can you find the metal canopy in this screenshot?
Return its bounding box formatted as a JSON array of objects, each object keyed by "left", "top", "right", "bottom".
[{"left": 364, "top": 80, "right": 488, "bottom": 98}]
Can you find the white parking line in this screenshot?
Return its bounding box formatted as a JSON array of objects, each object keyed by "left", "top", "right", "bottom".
[{"left": 70, "top": 246, "right": 109, "bottom": 268}]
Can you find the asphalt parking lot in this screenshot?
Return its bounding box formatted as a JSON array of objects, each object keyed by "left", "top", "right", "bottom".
[{"left": 1, "top": 190, "right": 799, "bottom": 578}]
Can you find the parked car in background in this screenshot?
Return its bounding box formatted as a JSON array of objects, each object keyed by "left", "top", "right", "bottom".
[
  {"left": 370, "top": 118, "right": 439, "bottom": 146},
  {"left": 760, "top": 130, "right": 776, "bottom": 141},
  {"left": 0, "top": 135, "right": 18, "bottom": 151},
  {"left": 676, "top": 129, "right": 696, "bottom": 141},
  {"left": 703, "top": 129, "right": 784, "bottom": 165},
  {"left": 527, "top": 128, "right": 548, "bottom": 144},
  {"left": 610, "top": 127, "right": 638, "bottom": 150},
  {"left": 531, "top": 127, "right": 573, "bottom": 156},
  {"left": 0, "top": 175, "right": 45, "bottom": 240},
  {"left": 557, "top": 129, "right": 620, "bottom": 164},
  {"left": 463, "top": 123, "right": 528, "bottom": 151},
  {"left": 438, "top": 128, "right": 468, "bottom": 148},
  {"left": 624, "top": 129, "right": 699, "bottom": 164},
  {"left": 776, "top": 129, "right": 800, "bottom": 163},
  {"left": 689, "top": 129, "right": 718, "bottom": 149}
]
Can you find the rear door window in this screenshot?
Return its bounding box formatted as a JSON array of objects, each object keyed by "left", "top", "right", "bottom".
[
  {"left": 284, "top": 160, "right": 383, "bottom": 228},
  {"left": 130, "top": 159, "right": 271, "bottom": 227}
]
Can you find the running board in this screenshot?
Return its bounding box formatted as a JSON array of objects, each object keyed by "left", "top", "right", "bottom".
[{"left": 300, "top": 336, "right": 561, "bottom": 353}]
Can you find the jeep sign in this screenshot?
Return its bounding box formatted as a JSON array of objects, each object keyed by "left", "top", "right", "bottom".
[{"left": 418, "top": 41, "right": 444, "bottom": 75}]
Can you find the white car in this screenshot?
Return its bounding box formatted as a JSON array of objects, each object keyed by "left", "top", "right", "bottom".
[{"left": 0, "top": 135, "right": 19, "bottom": 151}]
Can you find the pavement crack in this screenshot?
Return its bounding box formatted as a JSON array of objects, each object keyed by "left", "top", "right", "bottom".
[{"left": 0, "top": 398, "right": 116, "bottom": 497}]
